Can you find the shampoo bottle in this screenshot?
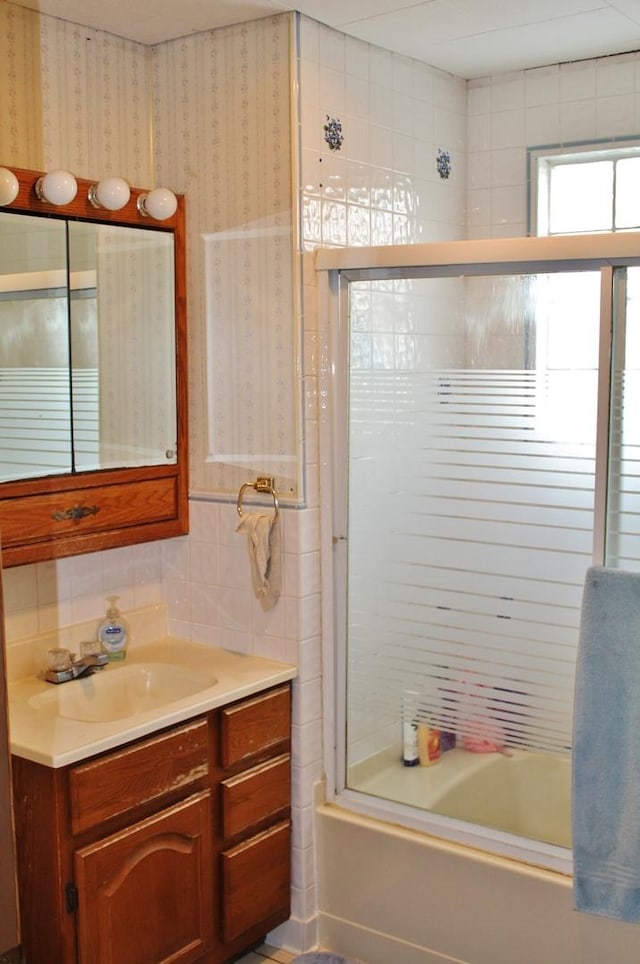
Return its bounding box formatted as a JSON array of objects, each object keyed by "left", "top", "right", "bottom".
[
  {"left": 98, "top": 595, "right": 128, "bottom": 661},
  {"left": 402, "top": 691, "right": 420, "bottom": 766}
]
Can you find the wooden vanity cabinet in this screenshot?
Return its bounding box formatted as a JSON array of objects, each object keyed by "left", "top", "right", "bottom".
[{"left": 11, "top": 683, "right": 291, "bottom": 964}]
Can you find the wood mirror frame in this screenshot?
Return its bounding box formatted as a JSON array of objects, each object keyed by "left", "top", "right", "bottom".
[{"left": 0, "top": 166, "right": 188, "bottom": 567}]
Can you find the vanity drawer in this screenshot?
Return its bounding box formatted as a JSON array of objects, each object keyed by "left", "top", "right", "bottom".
[
  {"left": 221, "top": 820, "right": 291, "bottom": 942},
  {"left": 220, "top": 685, "right": 291, "bottom": 769},
  {"left": 221, "top": 753, "right": 291, "bottom": 839},
  {"left": 69, "top": 718, "right": 210, "bottom": 835},
  {"left": 0, "top": 476, "right": 178, "bottom": 547}
]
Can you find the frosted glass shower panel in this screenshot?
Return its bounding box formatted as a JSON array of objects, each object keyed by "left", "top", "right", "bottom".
[
  {"left": 345, "top": 270, "right": 601, "bottom": 846},
  {"left": 606, "top": 266, "right": 640, "bottom": 568}
]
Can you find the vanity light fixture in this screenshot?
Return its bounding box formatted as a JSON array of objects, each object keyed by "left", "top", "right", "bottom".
[
  {"left": 0, "top": 167, "right": 19, "bottom": 206},
  {"left": 0, "top": 165, "right": 179, "bottom": 220},
  {"left": 35, "top": 169, "right": 78, "bottom": 206},
  {"left": 137, "top": 186, "right": 178, "bottom": 221},
  {"left": 88, "top": 175, "right": 131, "bottom": 211}
]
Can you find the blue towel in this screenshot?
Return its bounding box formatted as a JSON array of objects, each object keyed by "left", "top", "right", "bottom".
[{"left": 573, "top": 565, "right": 640, "bottom": 921}]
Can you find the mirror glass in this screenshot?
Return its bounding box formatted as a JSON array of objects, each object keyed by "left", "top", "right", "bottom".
[{"left": 0, "top": 213, "right": 176, "bottom": 482}]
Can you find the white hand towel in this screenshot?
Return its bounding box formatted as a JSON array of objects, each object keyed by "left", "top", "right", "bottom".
[{"left": 236, "top": 511, "right": 281, "bottom": 611}]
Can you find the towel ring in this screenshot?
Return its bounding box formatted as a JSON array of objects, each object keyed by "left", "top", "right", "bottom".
[{"left": 236, "top": 475, "right": 279, "bottom": 522}]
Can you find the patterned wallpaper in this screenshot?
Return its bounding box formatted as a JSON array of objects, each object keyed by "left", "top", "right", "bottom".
[
  {"left": 0, "top": 3, "right": 153, "bottom": 184},
  {"left": 0, "top": 5, "right": 177, "bottom": 504},
  {"left": 152, "top": 17, "right": 302, "bottom": 502}
]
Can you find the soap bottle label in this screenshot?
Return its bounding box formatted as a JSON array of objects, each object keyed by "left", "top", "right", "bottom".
[
  {"left": 98, "top": 595, "right": 128, "bottom": 661},
  {"left": 99, "top": 624, "right": 126, "bottom": 660}
]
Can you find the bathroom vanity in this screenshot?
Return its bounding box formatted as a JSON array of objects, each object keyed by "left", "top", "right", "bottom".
[{"left": 8, "top": 638, "right": 296, "bottom": 964}]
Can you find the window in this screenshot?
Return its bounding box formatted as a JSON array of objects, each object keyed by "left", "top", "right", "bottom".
[
  {"left": 531, "top": 142, "right": 640, "bottom": 236},
  {"left": 533, "top": 143, "right": 640, "bottom": 569}
]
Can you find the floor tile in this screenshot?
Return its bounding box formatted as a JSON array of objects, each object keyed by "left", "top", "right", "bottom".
[{"left": 233, "top": 944, "right": 296, "bottom": 964}]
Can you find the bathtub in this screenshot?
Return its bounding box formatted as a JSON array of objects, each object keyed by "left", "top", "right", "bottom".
[
  {"left": 316, "top": 795, "right": 634, "bottom": 964},
  {"left": 318, "top": 744, "right": 639, "bottom": 964},
  {"left": 347, "top": 745, "right": 571, "bottom": 858},
  {"left": 428, "top": 748, "right": 571, "bottom": 848}
]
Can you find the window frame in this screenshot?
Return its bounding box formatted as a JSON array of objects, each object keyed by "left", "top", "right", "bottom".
[{"left": 528, "top": 138, "right": 640, "bottom": 237}]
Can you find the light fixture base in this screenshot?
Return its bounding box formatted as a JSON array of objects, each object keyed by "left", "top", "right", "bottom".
[
  {"left": 88, "top": 176, "right": 131, "bottom": 211},
  {"left": 35, "top": 169, "right": 78, "bottom": 206},
  {"left": 0, "top": 168, "right": 19, "bottom": 206},
  {"left": 137, "top": 186, "right": 178, "bottom": 221}
]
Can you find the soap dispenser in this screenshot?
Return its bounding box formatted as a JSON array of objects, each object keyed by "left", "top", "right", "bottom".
[{"left": 98, "top": 595, "right": 129, "bottom": 661}]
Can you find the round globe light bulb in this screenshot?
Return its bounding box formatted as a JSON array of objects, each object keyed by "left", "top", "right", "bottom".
[
  {"left": 137, "top": 186, "right": 178, "bottom": 221},
  {"left": 0, "top": 168, "right": 19, "bottom": 206},
  {"left": 89, "top": 176, "right": 131, "bottom": 211},
  {"left": 35, "top": 169, "right": 78, "bottom": 206}
]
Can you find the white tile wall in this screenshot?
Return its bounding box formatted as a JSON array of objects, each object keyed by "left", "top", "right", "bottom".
[
  {"left": 468, "top": 49, "right": 640, "bottom": 238},
  {"left": 298, "top": 15, "right": 467, "bottom": 250}
]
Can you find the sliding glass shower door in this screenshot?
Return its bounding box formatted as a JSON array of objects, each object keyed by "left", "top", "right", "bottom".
[{"left": 339, "top": 264, "right": 618, "bottom": 848}]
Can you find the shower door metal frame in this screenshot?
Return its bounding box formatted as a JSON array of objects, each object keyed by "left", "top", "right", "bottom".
[{"left": 316, "top": 232, "right": 640, "bottom": 867}]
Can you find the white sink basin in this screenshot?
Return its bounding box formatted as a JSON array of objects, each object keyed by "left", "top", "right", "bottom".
[{"left": 28, "top": 662, "right": 218, "bottom": 723}]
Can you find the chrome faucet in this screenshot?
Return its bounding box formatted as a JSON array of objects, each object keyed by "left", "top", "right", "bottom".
[{"left": 42, "top": 648, "right": 108, "bottom": 684}]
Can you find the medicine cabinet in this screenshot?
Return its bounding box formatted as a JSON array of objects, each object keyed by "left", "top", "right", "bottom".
[{"left": 0, "top": 166, "right": 188, "bottom": 566}]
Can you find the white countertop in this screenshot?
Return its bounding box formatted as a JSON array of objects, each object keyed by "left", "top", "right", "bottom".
[{"left": 8, "top": 636, "right": 296, "bottom": 768}]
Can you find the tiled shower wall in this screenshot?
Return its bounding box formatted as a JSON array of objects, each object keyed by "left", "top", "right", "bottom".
[
  {"left": 467, "top": 51, "right": 640, "bottom": 238},
  {"left": 321, "top": 43, "right": 640, "bottom": 777},
  {"left": 298, "top": 15, "right": 467, "bottom": 252},
  {"left": 296, "top": 17, "right": 467, "bottom": 796}
]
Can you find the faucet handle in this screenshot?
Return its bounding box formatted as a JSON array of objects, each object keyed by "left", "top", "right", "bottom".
[
  {"left": 80, "top": 640, "right": 102, "bottom": 659},
  {"left": 43, "top": 648, "right": 76, "bottom": 684},
  {"left": 42, "top": 644, "right": 108, "bottom": 684},
  {"left": 47, "top": 648, "right": 72, "bottom": 672}
]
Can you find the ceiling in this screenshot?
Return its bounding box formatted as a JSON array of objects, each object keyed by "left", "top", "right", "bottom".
[{"left": 11, "top": 0, "right": 640, "bottom": 79}]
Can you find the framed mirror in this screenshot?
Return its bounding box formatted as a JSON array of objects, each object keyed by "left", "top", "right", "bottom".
[{"left": 0, "top": 166, "right": 188, "bottom": 567}]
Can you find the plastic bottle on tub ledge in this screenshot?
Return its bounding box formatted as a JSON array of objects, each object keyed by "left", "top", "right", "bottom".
[
  {"left": 417, "top": 722, "right": 442, "bottom": 766},
  {"left": 402, "top": 691, "right": 419, "bottom": 766}
]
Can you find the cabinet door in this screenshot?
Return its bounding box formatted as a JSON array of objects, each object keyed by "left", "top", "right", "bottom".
[{"left": 74, "top": 791, "right": 213, "bottom": 964}]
